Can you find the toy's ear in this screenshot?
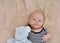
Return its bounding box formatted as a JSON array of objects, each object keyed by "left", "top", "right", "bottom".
[
  {"left": 25, "top": 26, "right": 31, "bottom": 32},
  {"left": 15, "top": 26, "right": 31, "bottom": 33},
  {"left": 15, "top": 26, "right": 25, "bottom": 32}
]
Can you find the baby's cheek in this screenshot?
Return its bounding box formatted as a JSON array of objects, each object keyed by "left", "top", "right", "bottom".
[{"left": 39, "top": 23, "right": 43, "bottom": 26}]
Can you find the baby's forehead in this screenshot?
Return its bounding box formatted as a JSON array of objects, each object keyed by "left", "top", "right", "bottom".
[{"left": 29, "top": 12, "right": 44, "bottom": 18}]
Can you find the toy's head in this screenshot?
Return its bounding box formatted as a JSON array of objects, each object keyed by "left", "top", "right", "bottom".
[{"left": 15, "top": 26, "right": 31, "bottom": 41}]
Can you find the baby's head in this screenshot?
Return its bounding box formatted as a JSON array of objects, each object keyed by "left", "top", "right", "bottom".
[{"left": 28, "top": 9, "right": 45, "bottom": 30}]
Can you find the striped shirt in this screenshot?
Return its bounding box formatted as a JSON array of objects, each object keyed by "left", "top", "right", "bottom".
[{"left": 28, "top": 28, "right": 48, "bottom": 43}]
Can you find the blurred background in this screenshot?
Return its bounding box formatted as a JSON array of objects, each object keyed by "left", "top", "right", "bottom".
[{"left": 0, "top": 0, "right": 60, "bottom": 43}]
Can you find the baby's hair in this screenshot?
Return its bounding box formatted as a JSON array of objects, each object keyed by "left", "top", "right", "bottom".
[{"left": 29, "top": 8, "right": 45, "bottom": 20}]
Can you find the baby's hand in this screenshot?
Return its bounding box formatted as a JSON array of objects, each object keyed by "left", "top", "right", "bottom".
[{"left": 42, "top": 33, "right": 51, "bottom": 42}]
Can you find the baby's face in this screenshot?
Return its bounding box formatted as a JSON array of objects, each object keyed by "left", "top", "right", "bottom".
[{"left": 28, "top": 12, "right": 44, "bottom": 29}]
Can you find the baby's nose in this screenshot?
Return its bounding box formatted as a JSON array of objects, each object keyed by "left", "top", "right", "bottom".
[{"left": 35, "top": 21, "right": 38, "bottom": 23}]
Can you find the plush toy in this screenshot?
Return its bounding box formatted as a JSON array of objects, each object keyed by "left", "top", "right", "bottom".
[{"left": 7, "top": 26, "right": 32, "bottom": 43}]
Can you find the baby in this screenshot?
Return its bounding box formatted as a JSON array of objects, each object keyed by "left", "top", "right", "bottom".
[{"left": 27, "top": 9, "right": 51, "bottom": 43}]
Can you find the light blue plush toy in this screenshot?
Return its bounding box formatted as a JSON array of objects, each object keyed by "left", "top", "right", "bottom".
[{"left": 7, "top": 26, "right": 32, "bottom": 43}]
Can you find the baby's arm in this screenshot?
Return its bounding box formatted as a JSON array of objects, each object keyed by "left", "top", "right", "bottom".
[{"left": 42, "top": 33, "right": 51, "bottom": 42}]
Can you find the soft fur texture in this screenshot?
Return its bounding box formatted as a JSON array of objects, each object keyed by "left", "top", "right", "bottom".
[{"left": 7, "top": 26, "right": 32, "bottom": 43}]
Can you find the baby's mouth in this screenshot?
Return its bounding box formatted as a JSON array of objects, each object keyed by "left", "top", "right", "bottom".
[{"left": 34, "top": 24, "right": 38, "bottom": 25}]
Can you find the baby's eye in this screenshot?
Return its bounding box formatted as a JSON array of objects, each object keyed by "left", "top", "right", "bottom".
[
  {"left": 39, "top": 20, "right": 41, "bottom": 22},
  {"left": 33, "top": 19, "right": 36, "bottom": 20}
]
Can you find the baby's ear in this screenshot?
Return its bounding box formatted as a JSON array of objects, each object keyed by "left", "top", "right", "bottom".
[{"left": 25, "top": 26, "right": 31, "bottom": 32}]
